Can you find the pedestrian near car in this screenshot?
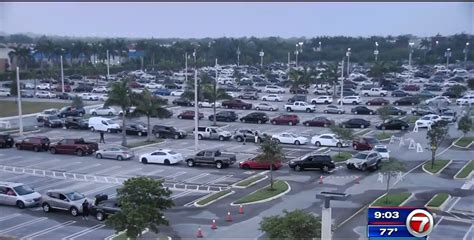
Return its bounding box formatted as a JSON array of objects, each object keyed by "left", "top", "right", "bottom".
[
  {"left": 99, "top": 131, "right": 105, "bottom": 144},
  {"left": 254, "top": 132, "right": 258, "bottom": 143},
  {"left": 82, "top": 199, "right": 89, "bottom": 220}
]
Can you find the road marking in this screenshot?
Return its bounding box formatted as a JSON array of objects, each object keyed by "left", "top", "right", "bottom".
[
  {"left": 82, "top": 184, "right": 118, "bottom": 196},
  {"left": 171, "top": 191, "right": 193, "bottom": 199},
  {"left": 0, "top": 217, "right": 48, "bottom": 234},
  {"left": 52, "top": 161, "right": 83, "bottom": 170},
  {"left": 7, "top": 158, "right": 43, "bottom": 166},
  {"left": 62, "top": 224, "right": 106, "bottom": 240},
  {"left": 463, "top": 224, "right": 473, "bottom": 240},
  {"left": 27, "top": 159, "right": 60, "bottom": 168},
  {"left": 0, "top": 156, "right": 22, "bottom": 162},
  {"left": 74, "top": 163, "right": 101, "bottom": 172},
  {"left": 20, "top": 220, "right": 76, "bottom": 240},
  {"left": 0, "top": 213, "right": 21, "bottom": 222},
  {"left": 4, "top": 174, "right": 31, "bottom": 181},
  {"left": 182, "top": 173, "right": 210, "bottom": 182},
  {"left": 205, "top": 175, "right": 233, "bottom": 185},
  {"left": 111, "top": 167, "right": 143, "bottom": 177},
  {"left": 92, "top": 166, "right": 122, "bottom": 175},
  {"left": 35, "top": 180, "right": 74, "bottom": 191},
  {"left": 143, "top": 169, "right": 164, "bottom": 176},
  {"left": 163, "top": 171, "right": 186, "bottom": 180},
  {"left": 447, "top": 197, "right": 462, "bottom": 212}
]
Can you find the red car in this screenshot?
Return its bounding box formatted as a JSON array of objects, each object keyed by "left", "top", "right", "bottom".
[
  {"left": 177, "top": 110, "right": 204, "bottom": 120},
  {"left": 55, "top": 85, "right": 71, "bottom": 92},
  {"left": 403, "top": 85, "right": 420, "bottom": 91},
  {"left": 129, "top": 82, "right": 142, "bottom": 89},
  {"left": 270, "top": 114, "right": 299, "bottom": 125},
  {"left": 302, "top": 116, "right": 334, "bottom": 127},
  {"left": 366, "top": 98, "right": 390, "bottom": 106},
  {"left": 239, "top": 156, "right": 282, "bottom": 170},
  {"left": 352, "top": 137, "right": 380, "bottom": 150}
]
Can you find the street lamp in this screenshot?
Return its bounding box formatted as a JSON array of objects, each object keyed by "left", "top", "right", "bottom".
[
  {"left": 193, "top": 48, "right": 199, "bottom": 151},
  {"left": 408, "top": 42, "right": 415, "bottom": 67},
  {"left": 318, "top": 41, "right": 322, "bottom": 51},
  {"left": 60, "top": 48, "right": 65, "bottom": 93},
  {"left": 259, "top": 49, "right": 264, "bottom": 68},
  {"left": 444, "top": 48, "right": 452, "bottom": 68},
  {"left": 236, "top": 47, "right": 241, "bottom": 67},
  {"left": 316, "top": 192, "right": 350, "bottom": 240},
  {"left": 463, "top": 42, "right": 470, "bottom": 67},
  {"left": 346, "top": 48, "right": 351, "bottom": 76},
  {"left": 295, "top": 44, "right": 299, "bottom": 67},
  {"left": 374, "top": 42, "right": 379, "bottom": 62}
]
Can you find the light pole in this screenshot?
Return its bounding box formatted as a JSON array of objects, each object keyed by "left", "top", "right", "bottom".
[
  {"left": 340, "top": 59, "right": 344, "bottom": 107},
  {"left": 185, "top": 52, "right": 188, "bottom": 83},
  {"left": 346, "top": 48, "right": 351, "bottom": 76},
  {"left": 259, "top": 50, "right": 264, "bottom": 68},
  {"left": 408, "top": 42, "right": 415, "bottom": 67},
  {"left": 106, "top": 49, "right": 110, "bottom": 81},
  {"left": 193, "top": 49, "right": 199, "bottom": 151},
  {"left": 464, "top": 42, "right": 470, "bottom": 67},
  {"left": 60, "top": 54, "right": 65, "bottom": 93},
  {"left": 317, "top": 41, "right": 322, "bottom": 52},
  {"left": 374, "top": 42, "right": 379, "bottom": 62},
  {"left": 287, "top": 52, "right": 290, "bottom": 73},
  {"left": 237, "top": 47, "right": 241, "bottom": 67},
  {"left": 16, "top": 67, "right": 23, "bottom": 135},
  {"left": 316, "top": 192, "right": 350, "bottom": 240},
  {"left": 444, "top": 48, "right": 452, "bottom": 68}
]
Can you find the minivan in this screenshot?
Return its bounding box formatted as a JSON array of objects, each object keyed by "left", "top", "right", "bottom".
[
  {"left": 88, "top": 117, "right": 121, "bottom": 133},
  {"left": 0, "top": 182, "right": 42, "bottom": 208}
]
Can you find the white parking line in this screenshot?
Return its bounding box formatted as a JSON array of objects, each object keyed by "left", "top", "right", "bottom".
[
  {"left": 20, "top": 220, "right": 76, "bottom": 240},
  {"left": 61, "top": 224, "right": 105, "bottom": 240},
  {"left": 92, "top": 166, "right": 122, "bottom": 175},
  {"left": 3, "top": 173, "right": 32, "bottom": 181},
  {"left": 27, "top": 159, "right": 60, "bottom": 168},
  {"left": 82, "top": 184, "right": 118, "bottom": 196},
  {"left": 182, "top": 173, "right": 210, "bottom": 183},
  {"left": 0, "top": 156, "right": 22, "bottom": 162},
  {"left": 0, "top": 217, "right": 48, "bottom": 234},
  {"left": 171, "top": 191, "right": 192, "bottom": 199},
  {"left": 0, "top": 213, "right": 21, "bottom": 222},
  {"left": 74, "top": 163, "right": 101, "bottom": 172},
  {"left": 205, "top": 175, "right": 233, "bottom": 185},
  {"left": 35, "top": 180, "right": 74, "bottom": 191},
  {"left": 143, "top": 169, "right": 164, "bottom": 176},
  {"left": 463, "top": 224, "right": 473, "bottom": 240},
  {"left": 163, "top": 171, "right": 186, "bottom": 180},
  {"left": 7, "top": 158, "right": 43, "bottom": 166}
]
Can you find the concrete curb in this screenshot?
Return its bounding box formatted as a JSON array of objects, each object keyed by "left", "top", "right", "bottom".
[
  {"left": 129, "top": 140, "right": 165, "bottom": 150},
  {"left": 231, "top": 171, "right": 269, "bottom": 189},
  {"left": 193, "top": 190, "right": 235, "bottom": 208},
  {"left": 230, "top": 180, "right": 291, "bottom": 206},
  {"left": 453, "top": 161, "right": 474, "bottom": 180},
  {"left": 425, "top": 194, "right": 451, "bottom": 210},
  {"left": 452, "top": 136, "right": 474, "bottom": 149},
  {"left": 370, "top": 192, "right": 413, "bottom": 207},
  {"left": 422, "top": 160, "right": 452, "bottom": 175}
]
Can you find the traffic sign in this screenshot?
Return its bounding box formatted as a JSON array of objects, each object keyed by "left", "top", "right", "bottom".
[{"left": 406, "top": 209, "right": 434, "bottom": 238}]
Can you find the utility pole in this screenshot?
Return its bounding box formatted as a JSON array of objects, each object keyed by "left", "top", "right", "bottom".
[
  {"left": 408, "top": 42, "right": 415, "bottom": 67},
  {"left": 193, "top": 49, "right": 199, "bottom": 151},
  {"left": 237, "top": 47, "right": 241, "bottom": 67},
  {"left": 445, "top": 48, "right": 452, "bottom": 68},
  {"left": 340, "top": 59, "right": 344, "bottom": 107},
  {"left": 259, "top": 50, "right": 264, "bottom": 68},
  {"left": 16, "top": 67, "right": 23, "bottom": 135},
  {"left": 106, "top": 49, "right": 110, "bottom": 81},
  {"left": 346, "top": 48, "right": 351, "bottom": 77},
  {"left": 464, "top": 42, "right": 470, "bottom": 68},
  {"left": 60, "top": 55, "right": 64, "bottom": 93},
  {"left": 185, "top": 52, "right": 188, "bottom": 83},
  {"left": 374, "top": 42, "right": 379, "bottom": 62},
  {"left": 287, "top": 52, "right": 290, "bottom": 73}
]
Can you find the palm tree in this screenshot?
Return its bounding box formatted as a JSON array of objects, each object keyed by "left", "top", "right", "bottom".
[
  {"left": 105, "top": 79, "right": 133, "bottom": 146},
  {"left": 320, "top": 63, "right": 339, "bottom": 96},
  {"left": 256, "top": 135, "right": 284, "bottom": 190},
  {"left": 132, "top": 89, "right": 170, "bottom": 142},
  {"left": 202, "top": 83, "right": 232, "bottom": 126},
  {"left": 10, "top": 46, "right": 32, "bottom": 70}
]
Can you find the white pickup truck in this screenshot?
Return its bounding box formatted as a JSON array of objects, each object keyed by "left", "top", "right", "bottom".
[
  {"left": 193, "top": 126, "right": 232, "bottom": 141},
  {"left": 284, "top": 101, "right": 316, "bottom": 112},
  {"left": 362, "top": 88, "right": 388, "bottom": 97}
]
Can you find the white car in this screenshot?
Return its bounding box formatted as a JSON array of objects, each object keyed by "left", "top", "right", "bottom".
[
  {"left": 36, "top": 83, "right": 51, "bottom": 90},
  {"left": 425, "top": 96, "right": 451, "bottom": 105},
  {"left": 226, "top": 92, "right": 238, "bottom": 98},
  {"left": 255, "top": 102, "right": 278, "bottom": 111},
  {"left": 170, "top": 90, "right": 184, "bottom": 96},
  {"left": 261, "top": 94, "right": 282, "bottom": 102},
  {"left": 415, "top": 114, "right": 442, "bottom": 128},
  {"left": 456, "top": 95, "right": 474, "bottom": 105},
  {"left": 373, "top": 145, "right": 390, "bottom": 161},
  {"left": 90, "top": 106, "right": 118, "bottom": 116},
  {"left": 145, "top": 83, "right": 163, "bottom": 89},
  {"left": 79, "top": 93, "right": 99, "bottom": 101},
  {"left": 139, "top": 149, "right": 184, "bottom": 165},
  {"left": 92, "top": 86, "right": 108, "bottom": 93},
  {"left": 99, "top": 94, "right": 109, "bottom": 101},
  {"left": 272, "top": 132, "right": 308, "bottom": 145},
  {"left": 311, "top": 133, "right": 348, "bottom": 147},
  {"left": 311, "top": 96, "right": 333, "bottom": 104},
  {"left": 264, "top": 85, "right": 285, "bottom": 94},
  {"left": 0, "top": 89, "right": 11, "bottom": 97},
  {"left": 313, "top": 87, "right": 332, "bottom": 95},
  {"left": 198, "top": 101, "right": 221, "bottom": 108},
  {"left": 35, "top": 91, "right": 56, "bottom": 98},
  {"left": 24, "top": 83, "right": 35, "bottom": 89},
  {"left": 337, "top": 96, "right": 361, "bottom": 105}
]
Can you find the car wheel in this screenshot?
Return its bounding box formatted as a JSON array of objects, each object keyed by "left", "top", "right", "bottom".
[
  {"left": 33, "top": 146, "right": 40, "bottom": 152},
  {"left": 395, "top": 102, "right": 399, "bottom": 106},
  {"left": 16, "top": 201, "right": 25, "bottom": 209},
  {"left": 198, "top": 134, "right": 203, "bottom": 140},
  {"left": 354, "top": 111, "right": 358, "bottom": 115},
  {"left": 322, "top": 166, "right": 329, "bottom": 173},
  {"left": 174, "top": 134, "right": 179, "bottom": 140},
  {"left": 337, "top": 142, "right": 342, "bottom": 148},
  {"left": 50, "top": 148, "right": 57, "bottom": 154},
  {"left": 236, "top": 136, "right": 243, "bottom": 142},
  {"left": 92, "top": 112, "right": 97, "bottom": 116},
  {"left": 374, "top": 161, "right": 381, "bottom": 170},
  {"left": 286, "top": 108, "right": 292, "bottom": 112},
  {"left": 117, "top": 155, "right": 124, "bottom": 161},
  {"left": 90, "top": 127, "right": 95, "bottom": 132},
  {"left": 96, "top": 211, "right": 105, "bottom": 221},
  {"left": 270, "top": 108, "right": 274, "bottom": 111},
  {"left": 342, "top": 124, "right": 346, "bottom": 128},
  {"left": 361, "top": 164, "right": 367, "bottom": 171},
  {"left": 294, "top": 140, "right": 300, "bottom": 145},
  {"left": 178, "top": 115, "right": 182, "bottom": 119},
  {"left": 306, "top": 108, "right": 311, "bottom": 113},
  {"left": 141, "top": 158, "right": 148, "bottom": 164},
  {"left": 295, "top": 165, "right": 302, "bottom": 171},
  {"left": 324, "top": 110, "right": 328, "bottom": 113},
  {"left": 258, "top": 120, "right": 262, "bottom": 124},
  {"left": 42, "top": 203, "right": 51, "bottom": 213},
  {"left": 216, "top": 161, "right": 223, "bottom": 169},
  {"left": 242, "top": 164, "right": 250, "bottom": 170},
  {"left": 16, "top": 144, "right": 21, "bottom": 150},
  {"left": 305, "top": 122, "right": 310, "bottom": 127},
  {"left": 382, "top": 126, "right": 386, "bottom": 130},
  {"left": 219, "top": 136, "right": 225, "bottom": 141},
  {"left": 62, "top": 114, "right": 66, "bottom": 118},
  {"left": 187, "top": 160, "right": 195, "bottom": 167},
  {"left": 353, "top": 101, "right": 358, "bottom": 105},
  {"left": 289, "top": 121, "right": 293, "bottom": 126},
  {"left": 369, "top": 112, "right": 374, "bottom": 115},
  {"left": 164, "top": 159, "right": 170, "bottom": 165},
  {"left": 108, "top": 112, "right": 113, "bottom": 116},
  {"left": 243, "top": 106, "right": 247, "bottom": 110},
  {"left": 360, "top": 124, "right": 365, "bottom": 128},
  {"left": 138, "top": 132, "right": 143, "bottom": 136},
  {"left": 96, "top": 153, "right": 103, "bottom": 159},
  {"left": 274, "top": 139, "right": 280, "bottom": 144},
  {"left": 79, "top": 113, "right": 83, "bottom": 117},
  {"left": 353, "top": 144, "right": 358, "bottom": 150},
  {"left": 367, "top": 102, "right": 371, "bottom": 106},
  {"left": 76, "top": 149, "right": 84, "bottom": 156},
  {"left": 70, "top": 207, "right": 79, "bottom": 217},
  {"left": 315, "top": 141, "right": 321, "bottom": 147},
  {"left": 256, "top": 107, "right": 260, "bottom": 110},
  {"left": 262, "top": 98, "right": 266, "bottom": 101}
]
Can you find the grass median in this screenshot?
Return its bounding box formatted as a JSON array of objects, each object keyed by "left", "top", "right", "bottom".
[
  {"left": 376, "top": 132, "right": 392, "bottom": 140},
  {"left": 426, "top": 193, "right": 450, "bottom": 208},
  {"left": 372, "top": 192, "right": 411, "bottom": 207},
  {"left": 196, "top": 189, "right": 232, "bottom": 206},
  {"left": 235, "top": 174, "right": 266, "bottom": 187},
  {"left": 234, "top": 180, "right": 289, "bottom": 204},
  {"left": 423, "top": 160, "right": 450, "bottom": 174},
  {"left": 454, "top": 137, "right": 474, "bottom": 148},
  {"left": 355, "top": 129, "right": 371, "bottom": 136},
  {"left": 332, "top": 151, "right": 352, "bottom": 162},
  {"left": 126, "top": 139, "right": 163, "bottom": 148},
  {"left": 0, "top": 100, "right": 70, "bottom": 118},
  {"left": 455, "top": 161, "right": 474, "bottom": 179}
]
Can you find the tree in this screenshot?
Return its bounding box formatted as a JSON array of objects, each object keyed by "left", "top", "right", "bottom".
[
  {"left": 467, "top": 78, "right": 474, "bottom": 90},
  {"left": 132, "top": 89, "right": 169, "bottom": 141},
  {"left": 426, "top": 121, "right": 449, "bottom": 169},
  {"left": 106, "top": 176, "right": 174, "bottom": 239},
  {"left": 105, "top": 79, "right": 133, "bottom": 146},
  {"left": 446, "top": 85, "right": 467, "bottom": 98},
  {"left": 379, "top": 158, "right": 406, "bottom": 203},
  {"left": 201, "top": 83, "right": 232, "bottom": 126},
  {"left": 257, "top": 135, "right": 284, "bottom": 190},
  {"left": 376, "top": 106, "right": 393, "bottom": 132},
  {"left": 259, "top": 209, "right": 321, "bottom": 240},
  {"left": 458, "top": 115, "right": 473, "bottom": 136},
  {"left": 320, "top": 63, "right": 339, "bottom": 96},
  {"left": 71, "top": 96, "right": 84, "bottom": 108},
  {"left": 330, "top": 125, "right": 354, "bottom": 156}
]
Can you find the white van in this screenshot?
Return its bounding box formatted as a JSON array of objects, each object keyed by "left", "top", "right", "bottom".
[
  {"left": 88, "top": 117, "right": 121, "bottom": 133},
  {"left": 0, "top": 182, "right": 42, "bottom": 208}
]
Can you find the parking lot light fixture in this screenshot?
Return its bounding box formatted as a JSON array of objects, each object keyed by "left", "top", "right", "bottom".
[
  {"left": 16, "top": 67, "right": 23, "bottom": 135},
  {"left": 346, "top": 48, "right": 351, "bottom": 76},
  {"left": 445, "top": 48, "right": 452, "bottom": 68},
  {"left": 464, "top": 42, "right": 470, "bottom": 67},
  {"left": 237, "top": 47, "right": 241, "bottom": 67},
  {"left": 316, "top": 192, "right": 350, "bottom": 240},
  {"left": 259, "top": 50, "right": 264, "bottom": 68},
  {"left": 408, "top": 42, "right": 415, "bottom": 67},
  {"left": 106, "top": 49, "right": 110, "bottom": 81},
  {"left": 374, "top": 42, "right": 379, "bottom": 62},
  {"left": 193, "top": 48, "right": 199, "bottom": 151}
]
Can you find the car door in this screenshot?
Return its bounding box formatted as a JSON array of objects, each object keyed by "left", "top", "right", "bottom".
[
  {"left": 209, "top": 129, "right": 219, "bottom": 139},
  {"left": 57, "top": 193, "right": 71, "bottom": 210},
  {"left": 367, "top": 153, "right": 378, "bottom": 166},
  {"left": 302, "top": 156, "right": 314, "bottom": 168},
  {"left": 1, "top": 187, "right": 17, "bottom": 205},
  {"left": 203, "top": 151, "right": 214, "bottom": 164}
]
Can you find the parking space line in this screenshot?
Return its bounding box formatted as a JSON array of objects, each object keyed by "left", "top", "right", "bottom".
[
  {"left": 163, "top": 171, "right": 186, "bottom": 180},
  {"left": 0, "top": 156, "right": 22, "bottom": 163},
  {"left": 74, "top": 163, "right": 101, "bottom": 172},
  {"left": 143, "top": 169, "right": 164, "bottom": 176},
  {"left": 463, "top": 225, "right": 473, "bottom": 240},
  {"left": 35, "top": 180, "right": 74, "bottom": 191},
  {"left": 92, "top": 166, "right": 122, "bottom": 175},
  {"left": 61, "top": 224, "right": 105, "bottom": 240},
  {"left": 7, "top": 158, "right": 43, "bottom": 166},
  {"left": 3, "top": 173, "right": 32, "bottom": 181},
  {"left": 205, "top": 175, "right": 233, "bottom": 185},
  {"left": 82, "top": 184, "right": 118, "bottom": 196},
  {"left": 0, "top": 217, "right": 48, "bottom": 234},
  {"left": 20, "top": 220, "right": 76, "bottom": 240},
  {"left": 171, "top": 191, "right": 192, "bottom": 199},
  {"left": 182, "top": 173, "right": 210, "bottom": 183},
  {"left": 111, "top": 167, "right": 143, "bottom": 177},
  {"left": 0, "top": 213, "right": 21, "bottom": 222}
]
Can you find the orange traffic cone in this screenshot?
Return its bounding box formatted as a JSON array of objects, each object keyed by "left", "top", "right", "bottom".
[
  {"left": 319, "top": 175, "right": 324, "bottom": 184},
  {"left": 355, "top": 176, "right": 360, "bottom": 184},
  {"left": 226, "top": 211, "right": 233, "bottom": 222},
  {"left": 211, "top": 219, "right": 218, "bottom": 230},
  {"left": 239, "top": 205, "right": 244, "bottom": 214},
  {"left": 196, "top": 226, "right": 204, "bottom": 238}
]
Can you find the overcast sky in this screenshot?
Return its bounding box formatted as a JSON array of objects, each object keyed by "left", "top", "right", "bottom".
[{"left": 1, "top": 2, "right": 472, "bottom": 38}]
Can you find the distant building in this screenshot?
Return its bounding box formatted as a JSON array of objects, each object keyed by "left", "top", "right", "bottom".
[{"left": 0, "top": 44, "right": 14, "bottom": 73}]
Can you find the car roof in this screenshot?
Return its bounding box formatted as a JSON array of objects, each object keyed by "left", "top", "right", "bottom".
[{"left": 0, "top": 181, "right": 25, "bottom": 188}]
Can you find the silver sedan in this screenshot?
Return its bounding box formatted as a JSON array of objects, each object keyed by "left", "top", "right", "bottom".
[
  {"left": 323, "top": 105, "right": 345, "bottom": 114},
  {"left": 95, "top": 146, "right": 134, "bottom": 160},
  {"left": 254, "top": 102, "right": 279, "bottom": 111}
]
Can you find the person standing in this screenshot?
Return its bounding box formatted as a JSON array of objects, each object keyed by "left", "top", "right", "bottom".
[
  {"left": 254, "top": 131, "right": 259, "bottom": 144},
  {"left": 99, "top": 130, "right": 105, "bottom": 144},
  {"left": 82, "top": 199, "right": 89, "bottom": 220}
]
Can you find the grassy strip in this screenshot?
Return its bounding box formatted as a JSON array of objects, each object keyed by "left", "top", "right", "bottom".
[
  {"left": 423, "top": 160, "right": 450, "bottom": 174},
  {"left": 407, "top": 116, "right": 419, "bottom": 124},
  {"left": 426, "top": 193, "right": 450, "bottom": 208},
  {"left": 196, "top": 189, "right": 232, "bottom": 206},
  {"left": 234, "top": 180, "right": 288, "bottom": 204},
  {"left": 0, "top": 100, "right": 70, "bottom": 118},
  {"left": 126, "top": 139, "right": 163, "bottom": 148},
  {"left": 376, "top": 132, "right": 392, "bottom": 140},
  {"left": 355, "top": 129, "right": 371, "bottom": 136},
  {"left": 455, "top": 161, "right": 474, "bottom": 179},
  {"left": 454, "top": 137, "right": 474, "bottom": 147},
  {"left": 112, "top": 232, "right": 133, "bottom": 240},
  {"left": 332, "top": 151, "right": 352, "bottom": 162},
  {"left": 235, "top": 174, "right": 266, "bottom": 187},
  {"left": 372, "top": 192, "right": 411, "bottom": 207}
]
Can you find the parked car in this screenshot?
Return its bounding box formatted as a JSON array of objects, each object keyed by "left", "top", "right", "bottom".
[
  {"left": 411, "top": 106, "right": 436, "bottom": 116},
  {"left": 456, "top": 95, "right": 474, "bottom": 105},
  {"left": 323, "top": 105, "right": 345, "bottom": 114},
  {"left": 92, "top": 86, "right": 108, "bottom": 93},
  {"left": 185, "top": 150, "right": 236, "bottom": 169},
  {"left": 208, "top": 111, "right": 239, "bottom": 122},
  {"left": 0, "top": 134, "right": 14, "bottom": 148},
  {"left": 198, "top": 101, "right": 221, "bottom": 108},
  {"left": 415, "top": 114, "right": 442, "bottom": 128},
  {"left": 152, "top": 125, "right": 187, "bottom": 139},
  {"left": 172, "top": 98, "right": 194, "bottom": 106},
  {"left": 376, "top": 119, "right": 410, "bottom": 130},
  {"left": 64, "top": 117, "right": 89, "bottom": 130},
  {"left": 351, "top": 106, "right": 375, "bottom": 115},
  {"left": 303, "top": 116, "right": 334, "bottom": 127},
  {"left": 254, "top": 102, "right": 278, "bottom": 111},
  {"left": 49, "top": 138, "right": 99, "bottom": 156},
  {"left": 15, "top": 136, "right": 50, "bottom": 152},
  {"left": 78, "top": 92, "right": 100, "bottom": 101},
  {"left": 193, "top": 126, "right": 232, "bottom": 141},
  {"left": 90, "top": 195, "right": 120, "bottom": 221},
  {"left": 287, "top": 94, "right": 307, "bottom": 103},
  {"left": 288, "top": 154, "right": 335, "bottom": 172},
  {"left": 366, "top": 98, "right": 390, "bottom": 106},
  {"left": 311, "top": 133, "right": 347, "bottom": 147},
  {"left": 261, "top": 94, "right": 282, "bottom": 102},
  {"left": 90, "top": 106, "right": 118, "bottom": 116},
  {"left": 271, "top": 114, "right": 299, "bottom": 125},
  {"left": 403, "top": 84, "right": 420, "bottom": 91},
  {"left": 43, "top": 115, "right": 64, "bottom": 128},
  {"left": 124, "top": 123, "right": 148, "bottom": 136},
  {"left": 95, "top": 146, "right": 134, "bottom": 161},
  {"left": 0, "top": 182, "right": 42, "bottom": 208},
  {"left": 340, "top": 118, "right": 371, "bottom": 128},
  {"left": 373, "top": 145, "right": 390, "bottom": 160},
  {"left": 238, "top": 92, "right": 259, "bottom": 100},
  {"left": 35, "top": 91, "right": 56, "bottom": 98},
  {"left": 289, "top": 86, "right": 308, "bottom": 94},
  {"left": 20, "top": 90, "right": 34, "bottom": 98},
  {"left": 240, "top": 112, "right": 269, "bottom": 124},
  {"left": 139, "top": 149, "right": 183, "bottom": 165},
  {"left": 391, "top": 90, "right": 409, "bottom": 97},
  {"left": 73, "top": 85, "right": 93, "bottom": 92},
  {"left": 58, "top": 106, "right": 86, "bottom": 118},
  {"left": 36, "top": 108, "right": 60, "bottom": 122},
  {"left": 313, "top": 87, "right": 331, "bottom": 95},
  {"left": 88, "top": 117, "right": 121, "bottom": 133},
  {"left": 393, "top": 96, "right": 420, "bottom": 106},
  {"left": 177, "top": 110, "right": 204, "bottom": 120},
  {"left": 441, "top": 110, "right": 458, "bottom": 123},
  {"left": 242, "top": 86, "right": 261, "bottom": 93},
  {"left": 233, "top": 128, "right": 265, "bottom": 143},
  {"left": 170, "top": 90, "right": 184, "bottom": 96},
  {"left": 154, "top": 88, "right": 172, "bottom": 96},
  {"left": 41, "top": 190, "right": 90, "bottom": 216},
  {"left": 239, "top": 156, "right": 282, "bottom": 170},
  {"left": 284, "top": 101, "right": 316, "bottom": 112},
  {"left": 424, "top": 85, "right": 443, "bottom": 92},
  {"left": 311, "top": 96, "right": 333, "bottom": 104},
  {"left": 352, "top": 137, "right": 380, "bottom": 150},
  {"left": 221, "top": 99, "right": 252, "bottom": 110},
  {"left": 346, "top": 151, "right": 383, "bottom": 171},
  {"left": 272, "top": 132, "right": 308, "bottom": 145},
  {"left": 264, "top": 85, "right": 285, "bottom": 93},
  {"left": 384, "top": 106, "right": 407, "bottom": 116},
  {"left": 425, "top": 96, "right": 451, "bottom": 105},
  {"left": 338, "top": 96, "right": 361, "bottom": 105},
  {"left": 57, "top": 92, "right": 72, "bottom": 100}
]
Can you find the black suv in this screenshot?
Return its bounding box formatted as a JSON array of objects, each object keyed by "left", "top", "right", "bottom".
[
  {"left": 73, "top": 84, "right": 93, "bottom": 92},
  {"left": 58, "top": 106, "right": 86, "bottom": 118},
  {"left": 288, "top": 155, "right": 335, "bottom": 172},
  {"left": 65, "top": 117, "right": 89, "bottom": 130},
  {"left": 208, "top": 111, "right": 239, "bottom": 122},
  {"left": 0, "top": 134, "right": 14, "bottom": 148},
  {"left": 287, "top": 94, "right": 307, "bottom": 103},
  {"left": 152, "top": 125, "right": 186, "bottom": 139},
  {"left": 393, "top": 96, "right": 420, "bottom": 106},
  {"left": 43, "top": 115, "right": 64, "bottom": 128},
  {"left": 91, "top": 194, "right": 120, "bottom": 221},
  {"left": 172, "top": 98, "right": 194, "bottom": 107},
  {"left": 240, "top": 112, "right": 269, "bottom": 124}
]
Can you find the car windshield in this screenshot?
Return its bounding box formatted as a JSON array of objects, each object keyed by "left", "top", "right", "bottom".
[
  {"left": 13, "top": 185, "right": 35, "bottom": 196},
  {"left": 66, "top": 191, "right": 85, "bottom": 201},
  {"left": 168, "top": 151, "right": 178, "bottom": 155},
  {"left": 60, "top": 107, "right": 69, "bottom": 111},
  {"left": 354, "top": 153, "right": 369, "bottom": 159},
  {"left": 106, "top": 120, "right": 116, "bottom": 124},
  {"left": 367, "top": 138, "right": 379, "bottom": 144},
  {"left": 375, "top": 148, "right": 388, "bottom": 153}
]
